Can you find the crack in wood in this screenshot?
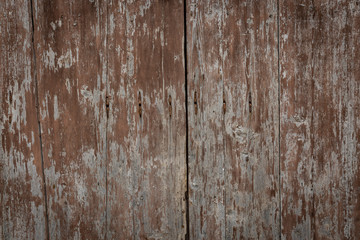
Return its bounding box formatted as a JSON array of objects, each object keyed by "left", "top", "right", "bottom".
[{"left": 29, "top": 0, "right": 50, "bottom": 239}]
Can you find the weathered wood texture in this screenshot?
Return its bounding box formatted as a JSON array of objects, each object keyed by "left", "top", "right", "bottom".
[
  {"left": 106, "top": 0, "right": 187, "bottom": 239},
  {"left": 1, "top": 1, "right": 47, "bottom": 239},
  {"left": 2, "top": 0, "right": 187, "bottom": 239},
  {"left": 33, "top": 0, "right": 108, "bottom": 238},
  {"left": 280, "top": 1, "right": 360, "bottom": 239},
  {"left": 186, "top": 0, "right": 279, "bottom": 239},
  {"left": 2, "top": 0, "right": 360, "bottom": 239}
]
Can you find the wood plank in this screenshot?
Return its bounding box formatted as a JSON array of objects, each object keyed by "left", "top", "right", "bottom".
[
  {"left": 222, "top": 1, "right": 280, "bottom": 239},
  {"left": 106, "top": 0, "right": 187, "bottom": 239},
  {"left": 0, "top": 1, "right": 47, "bottom": 239},
  {"left": 105, "top": 1, "right": 133, "bottom": 238},
  {"left": 280, "top": 1, "right": 360, "bottom": 239},
  {"left": 186, "top": 1, "right": 226, "bottom": 238},
  {"left": 33, "top": 1, "right": 107, "bottom": 238},
  {"left": 186, "top": 1, "right": 279, "bottom": 239}
]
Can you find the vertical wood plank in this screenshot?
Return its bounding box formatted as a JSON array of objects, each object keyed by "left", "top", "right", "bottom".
[
  {"left": 222, "top": 1, "right": 279, "bottom": 239},
  {"left": 105, "top": 1, "right": 133, "bottom": 239},
  {"left": 33, "top": 0, "right": 107, "bottom": 238},
  {"left": 280, "top": 1, "right": 360, "bottom": 239},
  {"left": 107, "top": 0, "right": 187, "bottom": 239},
  {"left": 186, "top": 0, "right": 279, "bottom": 239},
  {"left": 186, "top": 0, "right": 226, "bottom": 238},
  {"left": 1, "top": 1, "right": 47, "bottom": 239}
]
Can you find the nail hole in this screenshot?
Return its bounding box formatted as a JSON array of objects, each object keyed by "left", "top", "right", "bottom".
[
  {"left": 194, "top": 91, "right": 198, "bottom": 115},
  {"left": 138, "top": 92, "right": 142, "bottom": 118},
  {"left": 223, "top": 98, "right": 226, "bottom": 114},
  {"left": 168, "top": 95, "right": 172, "bottom": 118},
  {"left": 106, "top": 96, "right": 110, "bottom": 118},
  {"left": 249, "top": 91, "right": 252, "bottom": 113}
]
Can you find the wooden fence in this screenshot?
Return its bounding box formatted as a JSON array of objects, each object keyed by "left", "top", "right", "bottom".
[{"left": 1, "top": 0, "right": 359, "bottom": 239}]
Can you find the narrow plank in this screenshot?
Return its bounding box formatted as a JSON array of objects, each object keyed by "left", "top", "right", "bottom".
[
  {"left": 107, "top": 0, "right": 187, "bottom": 239},
  {"left": 0, "top": 1, "right": 47, "bottom": 239},
  {"left": 33, "top": 0, "right": 107, "bottom": 238},
  {"left": 105, "top": 1, "right": 133, "bottom": 238},
  {"left": 280, "top": 1, "right": 360, "bottom": 239},
  {"left": 187, "top": 1, "right": 279, "bottom": 239},
  {"left": 221, "top": 1, "right": 279, "bottom": 239},
  {"left": 186, "top": 0, "right": 227, "bottom": 238}
]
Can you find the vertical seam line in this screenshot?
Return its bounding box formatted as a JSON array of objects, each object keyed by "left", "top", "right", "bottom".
[
  {"left": 184, "top": 0, "right": 190, "bottom": 239},
  {"left": 277, "top": 0, "right": 282, "bottom": 239}
]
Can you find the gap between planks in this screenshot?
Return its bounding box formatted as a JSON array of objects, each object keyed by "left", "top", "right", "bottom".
[{"left": 183, "top": 0, "right": 190, "bottom": 239}]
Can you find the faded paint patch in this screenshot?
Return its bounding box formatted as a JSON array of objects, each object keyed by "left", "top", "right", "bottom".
[{"left": 53, "top": 95, "right": 59, "bottom": 120}]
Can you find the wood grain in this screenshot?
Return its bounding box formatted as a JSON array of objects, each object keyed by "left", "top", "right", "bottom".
[
  {"left": 106, "top": 1, "right": 187, "bottom": 239},
  {"left": 33, "top": 0, "right": 108, "bottom": 238},
  {"left": 186, "top": 0, "right": 279, "bottom": 239},
  {"left": 280, "top": 1, "right": 360, "bottom": 239},
  {"left": 2, "top": 0, "right": 360, "bottom": 239},
  {"left": 1, "top": 1, "right": 47, "bottom": 239}
]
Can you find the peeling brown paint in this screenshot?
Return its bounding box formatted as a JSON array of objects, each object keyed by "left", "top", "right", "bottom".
[
  {"left": 106, "top": 1, "right": 186, "bottom": 239},
  {"left": 1, "top": 0, "right": 360, "bottom": 239},
  {"left": 186, "top": 1, "right": 279, "bottom": 239},
  {"left": 280, "top": 1, "right": 360, "bottom": 239},
  {"left": 32, "top": 0, "right": 108, "bottom": 238},
  {"left": 1, "top": 1, "right": 47, "bottom": 239}
]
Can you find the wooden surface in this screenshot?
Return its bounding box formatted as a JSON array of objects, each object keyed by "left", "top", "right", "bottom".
[
  {"left": 33, "top": 0, "right": 108, "bottom": 238},
  {"left": 280, "top": 1, "right": 360, "bottom": 239},
  {"left": 2, "top": 0, "right": 186, "bottom": 239},
  {"left": 1, "top": 0, "right": 360, "bottom": 239},
  {"left": 1, "top": 1, "right": 47, "bottom": 239},
  {"left": 106, "top": 0, "right": 186, "bottom": 239},
  {"left": 186, "top": 1, "right": 279, "bottom": 239}
]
